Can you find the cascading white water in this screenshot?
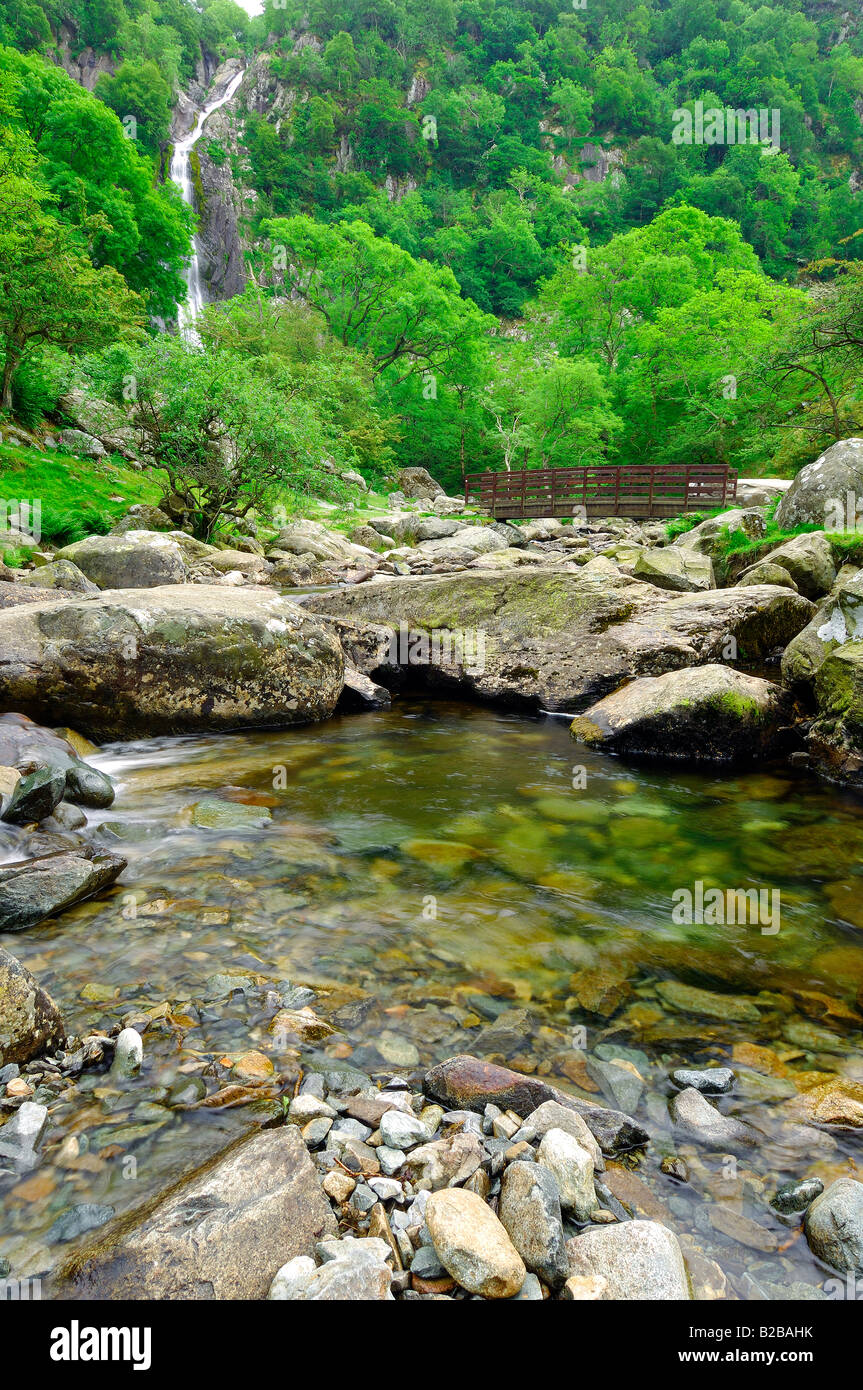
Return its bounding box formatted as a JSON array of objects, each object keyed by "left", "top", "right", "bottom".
[{"left": 170, "top": 68, "right": 245, "bottom": 340}]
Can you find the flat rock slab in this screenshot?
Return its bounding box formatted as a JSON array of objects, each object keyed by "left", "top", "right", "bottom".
[
  {"left": 0, "top": 585, "right": 345, "bottom": 740},
  {"left": 305, "top": 571, "right": 814, "bottom": 712},
  {"left": 57, "top": 1125, "right": 336, "bottom": 1299},
  {"left": 0, "top": 848, "right": 126, "bottom": 932}
]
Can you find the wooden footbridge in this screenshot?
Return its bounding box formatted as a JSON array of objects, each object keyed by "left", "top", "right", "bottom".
[{"left": 464, "top": 464, "right": 737, "bottom": 520}]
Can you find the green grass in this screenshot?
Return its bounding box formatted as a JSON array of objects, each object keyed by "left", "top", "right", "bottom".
[{"left": 0, "top": 443, "right": 163, "bottom": 546}]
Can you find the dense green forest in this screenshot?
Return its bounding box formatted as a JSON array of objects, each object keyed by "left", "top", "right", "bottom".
[{"left": 1, "top": 0, "right": 862, "bottom": 500}]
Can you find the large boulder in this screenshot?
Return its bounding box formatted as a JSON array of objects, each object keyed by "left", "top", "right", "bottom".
[
  {"left": 0, "top": 947, "right": 65, "bottom": 1066},
  {"left": 633, "top": 547, "right": 714, "bottom": 592},
  {"left": 0, "top": 713, "right": 114, "bottom": 807},
  {"left": 417, "top": 526, "right": 508, "bottom": 559},
  {"left": 56, "top": 532, "right": 187, "bottom": 589},
  {"left": 305, "top": 570, "right": 815, "bottom": 712},
  {"left": 566, "top": 1221, "right": 691, "bottom": 1300},
  {"left": 776, "top": 439, "right": 863, "bottom": 529},
  {"left": 782, "top": 572, "right": 863, "bottom": 688},
  {"left": 570, "top": 664, "right": 793, "bottom": 763},
  {"left": 0, "top": 587, "right": 345, "bottom": 740},
  {"left": 397, "top": 467, "right": 445, "bottom": 500},
  {"left": 735, "top": 478, "right": 792, "bottom": 508},
  {"left": 808, "top": 641, "right": 863, "bottom": 788},
  {"left": 57, "top": 1126, "right": 336, "bottom": 1298},
  {"left": 761, "top": 532, "right": 836, "bottom": 599},
  {"left": 0, "top": 847, "right": 127, "bottom": 932},
  {"left": 274, "top": 520, "right": 373, "bottom": 564}
]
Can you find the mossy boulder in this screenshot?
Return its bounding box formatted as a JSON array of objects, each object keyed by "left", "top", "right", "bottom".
[
  {"left": 18, "top": 560, "right": 98, "bottom": 594},
  {"left": 634, "top": 547, "right": 714, "bottom": 592},
  {"left": 570, "top": 664, "right": 793, "bottom": 763},
  {"left": 306, "top": 571, "right": 814, "bottom": 712},
  {"left": 0, "top": 947, "right": 65, "bottom": 1065},
  {"left": 808, "top": 641, "right": 863, "bottom": 787},
  {"left": 0, "top": 587, "right": 345, "bottom": 740},
  {"left": 761, "top": 532, "right": 836, "bottom": 599},
  {"left": 737, "top": 561, "right": 798, "bottom": 591},
  {"left": 782, "top": 572, "right": 863, "bottom": 688}
]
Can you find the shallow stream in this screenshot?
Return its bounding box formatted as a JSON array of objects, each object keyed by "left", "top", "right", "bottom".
[{"left": 3, "top": 701, "right": 862, "bottom": 1296}]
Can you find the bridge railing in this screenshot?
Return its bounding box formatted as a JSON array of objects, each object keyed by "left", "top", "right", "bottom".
[{"left": 464, "top": 464, "right": 737, "bottom": 520}]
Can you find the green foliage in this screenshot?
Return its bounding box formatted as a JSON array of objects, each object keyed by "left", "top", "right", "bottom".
[
  {"left": 1, "top": 47, "right": 193, "bottom": 317},
  {"left": 0, "top": 167, "right": 145, "bottom": 411}
]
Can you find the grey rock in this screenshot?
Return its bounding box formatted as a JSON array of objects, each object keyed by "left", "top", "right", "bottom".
[
  {"left": 379, "top": 1110, "right": 428, "bottom": 1150},
  {"left": 0, "top": 847, "right": 126, "bottom": 932},
  {"left": 498, "top": 1160, "right": 569, "bottom": 1290},
  {"left": 669, "top": 1086, "right": 758, "bottom": 1153},
  {"left": 56, "top": 532, "right": 188, "bottom": 588},
  {"left": 47, "top": 1203, "right": 114, "bottom": 1244},
  {"left": 804, "top": 1178, "right": 863, "bottom": 1273},
  {"left": 671, "top": 1067, "right": 734, "bottom": 1095},
  {"left": 775, "top": 438, "right": 863, "bottom": 529},
  {"left": 567, "top": 1220, "right": 691, "bottom": 1300},
  {"left": 0, "top": 1100, "right": 48, "bottom": 1170},
  {"left": 0, "top": 587, "right": 344, "bottom": 741},
  {"left": 536, "top": 1128, "right": 597, "bottom": 1220}
]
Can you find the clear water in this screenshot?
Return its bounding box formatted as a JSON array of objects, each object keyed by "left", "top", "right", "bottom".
[{"left": 3, "top": 701, "right": 862, "bottom": 1296}]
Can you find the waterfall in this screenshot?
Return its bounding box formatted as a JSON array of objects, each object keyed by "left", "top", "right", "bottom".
[{"left": 169, "top": 68, "right": 245, "bottom": 341}]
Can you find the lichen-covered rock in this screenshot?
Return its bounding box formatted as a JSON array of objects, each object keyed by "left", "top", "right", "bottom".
[
  {"left": 55, "top": 532, "right": 188, "bottom": 588},
  {"left": 18, "top": 560, "right": 99, "bottom": 594},
  {"left": 737, "top": 561, "right": 798, "bottom": 591},
  {"left": 0, "top": 947, "right": 65, "bottom": 1065},
  {"left": 570, "top": 664, "right": 793, "bottom": 763},
  {"left": 305, "top": 571, "right": 814, "bottom": 712},
  {"left": 0, "top": 586, "right": 345, "bottom": 740},
  {"left": 672, "top": 508, "right": 767, "bottom": 565},
  {"left": 776, "top": 439, "right": 863, "bottom": 529},
  {"left": 634, "top": 547, "right": 714, "bottom": 592},
  {"left": 808, "top": 641, "right": 863, "bottom": 788},
  {"left": 274, "top": 520, "right": 374, "bottom": 564},
  {"left": 782, "top": 573, "right": 863, "bottom": 688},
  {"left": 398, "top": 466, "right": 445, "bottom": 499}
]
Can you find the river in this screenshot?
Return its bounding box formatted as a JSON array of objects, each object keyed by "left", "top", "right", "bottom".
[{"left": 2, "top": 700, "right": 862, "bottom": 1295}]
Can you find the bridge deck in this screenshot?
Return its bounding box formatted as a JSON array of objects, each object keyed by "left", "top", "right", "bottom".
[{"left": 464, "top": 464, "right": 737, "bottom": 520}]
